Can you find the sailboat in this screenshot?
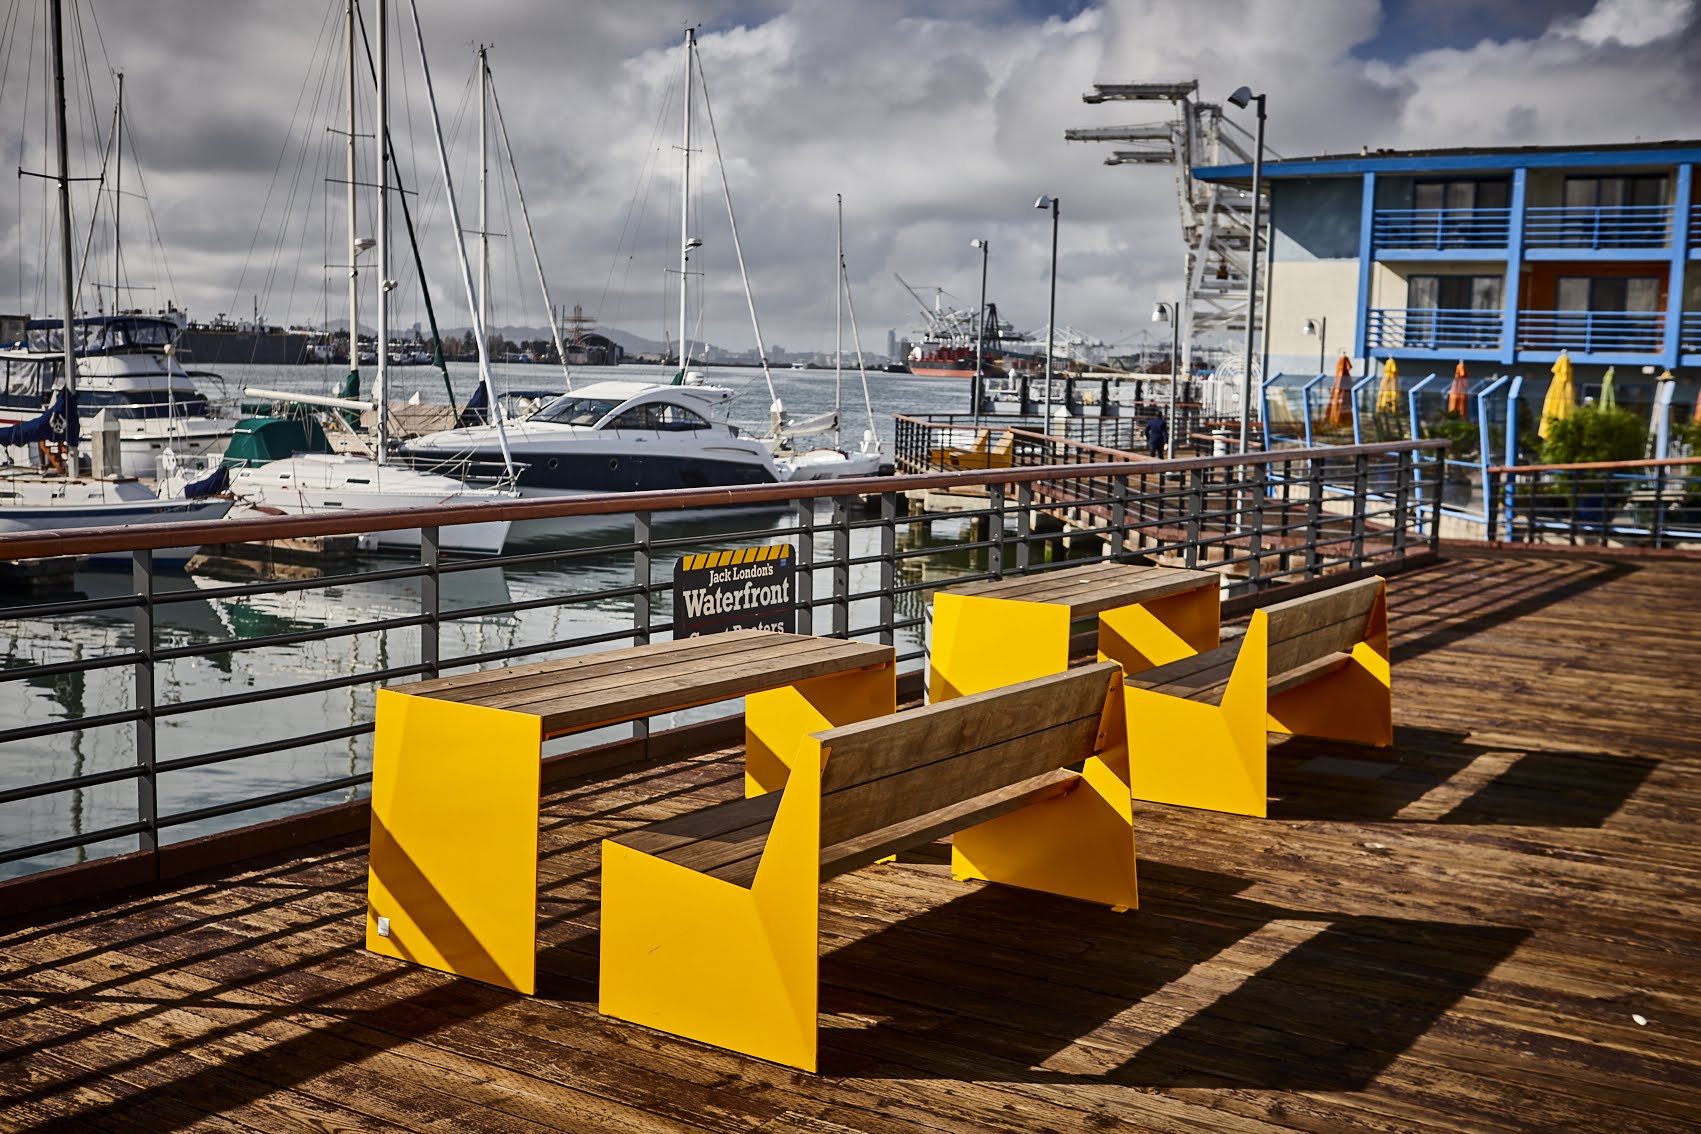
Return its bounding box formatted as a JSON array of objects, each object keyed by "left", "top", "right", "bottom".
[
  {"left": 224, "top": 0, "right": 517, "bottom": 556},
  {"left": 404, "top": 28, "right": 884, "bottom": 492},
  {"left": 0, "top": 0, "right": 231, "bottom": 554}
]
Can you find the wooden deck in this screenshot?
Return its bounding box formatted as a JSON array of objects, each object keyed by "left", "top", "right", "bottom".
[{"left": 4, "top": 548, "right": 1700, "bottom": 1133}]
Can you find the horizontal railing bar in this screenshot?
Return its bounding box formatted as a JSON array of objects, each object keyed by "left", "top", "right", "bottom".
[
  {"left": 151, "top": 615, "right": 431, "bottom": 663},
  {"left": 442, "top": 583, "right": 647, "bottom": 624},
  {"left": 435, "top": 538, "right": 646, "bottom": 574},
  {"left": 158, "top": 772, "right": 372, "bottom": 831},
  {"left": 0, "top": 651, "right": 145, "bottom": 685},
  {"left": 0, "top": 707, "right": 145, "bottom": 746},
  {"left": 156, "top": 562, "right": 430, "bottom": 605},
  {"left": 154, "top": 723, "right": 375, "bottom": 775},
  {"left": 154, "top": 663, "right": 431, "bottom": 719},
  {"left": 0, "top": 820, "right": 151, "bottom": 866},
  {"left": 0, "top": 591, "right": 141, "bottom": 620},
  {"left": 434, "top": 625, "right": 655, "bottom": 675},
  {"left": 0, "top": 763, "right": 144, "bottom": 805}
]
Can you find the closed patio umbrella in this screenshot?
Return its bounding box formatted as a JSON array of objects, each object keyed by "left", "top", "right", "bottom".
[
  {"left": 1325, "top": 351, "right": 1351, "bottom": 426},
  {"left": 1538, "top": 350, "right": 1576, "bottom": 440},
  {"left": 1598, "top": 366, "right": 1617, "bottom": 412},
  {"left": 1447, "top": 360, "right": 1469, "bottom": 416},
  {"left": 1376, "top": 357, "right": 1400, "bottom": 414}
]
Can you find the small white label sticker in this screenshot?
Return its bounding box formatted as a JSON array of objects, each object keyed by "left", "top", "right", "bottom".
[{"left": 376, "top": 916, "right": 391, "bottom": 938}]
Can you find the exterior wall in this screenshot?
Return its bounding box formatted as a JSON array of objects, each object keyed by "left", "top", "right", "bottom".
[{"left": 1265, "top": 260, "right": 1361, "bottom": 376}]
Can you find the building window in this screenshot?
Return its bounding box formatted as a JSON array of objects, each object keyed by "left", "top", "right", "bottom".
[
  {"left": 1562, "top": 175, "right": 1667, "bottom": 209},
  {"left": 1550, "top": 276, "right": 1663, "bottom": 352},
  {"left": 1404, "top": 275, "right": 1503, "bottom": 348},
  {"left": 1413, "top": 179, "right": 1510, "bottom": 211}
]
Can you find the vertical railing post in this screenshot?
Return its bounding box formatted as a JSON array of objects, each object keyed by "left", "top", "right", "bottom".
[
  {"left": 631, "top": 510, "right": 653, "bottom": 747},
  {"left": 878, "top": 492, "right": 897, "bottom": 646},
  {"left": 989, "top": 482, "right": 1006, "bottom": 578},
  {"left": 1486, "top": 469, "right": 1502, "bottom": 542},
  {"left": 1246, "top": 461, "right": 1265, "bottom": 587},
  {"left": 1110, "top": 473, "right": 1127, "bottom": 559},
  {"left": 1566, "top": 473, "right": 1580, "bottom": 546},
  {"left": 1391, "top": 450, "right": 1411, "bottom": 560},
  {"left": 1015, "top": 481, "right": 1032, "bottom": 574},
  {"left": 1350, "top": 452, "right": 1370, "bottom": 568},
  {"left": 132, "top": 548, "right": 158, "bottom": 869},
  {"left": 831, "top": 496, "right": 851, "bottom": 637},
  {"left": 1652, "top": 469, "right": 1667, "bottom": 550},
  {"left": 1429, "top": 451, "right": 1445, "bottom": 554},
  {"left": 420, "top": 526, "right": 440, "bottom": 679},
  {"left": 794, "top": 497, "right": 815, "bottom": 635},
  {"left": 1304, "top": 458, "right": 1326, "bottom": 577},
  {"left": 1184, "top": 466, "right": 1203, "bottom": 569}
]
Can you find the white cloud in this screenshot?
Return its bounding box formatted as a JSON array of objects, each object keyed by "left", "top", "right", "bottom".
[{"left": 1561, "top": 0, "right": 1694, "bottom": 47}]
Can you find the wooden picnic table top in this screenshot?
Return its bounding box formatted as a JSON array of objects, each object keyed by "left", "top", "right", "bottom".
[
  {"left": 392, "top": 629, "right": 894, "bottom": 740},
  {"left": 937, "top": 561, "right": 1221, "bottom": 618}
]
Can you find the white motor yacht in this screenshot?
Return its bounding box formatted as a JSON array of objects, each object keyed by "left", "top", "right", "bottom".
[{"left": 0, "top": 315, "right": 238, "bottom": 478}]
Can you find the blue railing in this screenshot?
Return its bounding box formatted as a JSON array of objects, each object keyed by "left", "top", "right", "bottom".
[
  {"left": 1516, "top": 310, "right": 1665, "bottom": 353},
  {"left": 1366, "top": 307, "right": 1503, "bottom": 351},
  {"left": 1371, "top": 208, "right": 1510, "bottom": 250},
  {"left": 1684, "top": 311, "right": 1701, "bottom": 354},
  {"left": 1524, "top": 205, "right": 1672, "bottom": 249}
]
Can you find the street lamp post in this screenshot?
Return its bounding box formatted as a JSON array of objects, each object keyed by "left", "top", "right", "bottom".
[
  {"left": 1227, "top": 85, "right": 1266, "bottom": 453},
  {"left": 970, "top": 238, "right": 989, "bottom": 428},
  {"left": 1304, "top": 316, "right": 1326, "bottom": 375},
  {"left": 1152, "top": 301, "right": 1181, "bottom": 459},
  {"left": 1034, "top": 194, "right": 1059, "bottom": 424}
]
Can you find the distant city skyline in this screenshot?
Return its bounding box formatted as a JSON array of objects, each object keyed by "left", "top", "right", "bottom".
[{"left": 2, "top": 0, "right": 1696, "bottom": 359}]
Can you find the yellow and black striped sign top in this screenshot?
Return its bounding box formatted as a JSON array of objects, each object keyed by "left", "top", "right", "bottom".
[{"left": 677, "top": 544, "right": 793, "bottom": 571}]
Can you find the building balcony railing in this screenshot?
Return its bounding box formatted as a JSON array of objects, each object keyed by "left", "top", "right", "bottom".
[
  {"left": 1365, "top": 307, "right": 1504, "bottom": 351},
  {"left": 1515, "top": 310, "right": 1666, "bottom": 353},
  {"left": 1371, "top": 208, "right": 1510, "bottom": 250},
  {"left": 1682, "top": 311, "right": 1701, "bottom": 355},
  {"left": 1524, "top": 205, "right": 1672, "bottom": 249}
]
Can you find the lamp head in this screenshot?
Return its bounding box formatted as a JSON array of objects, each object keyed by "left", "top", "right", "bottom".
[
  {"left": 1034, "top": 195, "right": 1054, "bottom": 210},
  {"left": 970, "top": 238, "right": 986, "bottom": 250},
  {"left": 1151, "top": 302, "right": 1169, "bottom": 323},
  {"left": 1303, "top": 318, "right": 1319, "bottom": 336},
  {"left": 1228, "top": 85, "right": 1257, "bottom": 109}
]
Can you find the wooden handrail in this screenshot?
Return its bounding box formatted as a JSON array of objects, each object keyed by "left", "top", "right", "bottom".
[
  {"left": 1487, "top": 456, "right": 1699, "bottom": 474},
  {"left": 0, "top": 439, "right": 1447, "bottom": 560}
]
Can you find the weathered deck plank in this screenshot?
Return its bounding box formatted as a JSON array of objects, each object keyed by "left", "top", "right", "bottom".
[{"left": 4, "top": 547, "right": 1700, "bottom": 1133}]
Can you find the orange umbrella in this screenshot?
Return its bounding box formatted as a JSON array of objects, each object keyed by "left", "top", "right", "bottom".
[
  {"left": 1447, "top": 360, "right": 1469, "bottom": 416},
  {"left": 1325, "top": 351, "right": 1351, "bottom": 426}
]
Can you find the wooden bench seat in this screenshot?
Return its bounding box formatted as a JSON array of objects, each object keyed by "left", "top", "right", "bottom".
[
  {"left": 599, "top": 662, "right": 1136, "bottom": 1072},
  {"left": 928, "top": 560, "right": 1221, "bottom": 701},
  {"left": 1124, "top": 575, "right": 1391, "bottom": 817},
  {"left": 364, "top": 630, "right": 897, "bottom": 996}
]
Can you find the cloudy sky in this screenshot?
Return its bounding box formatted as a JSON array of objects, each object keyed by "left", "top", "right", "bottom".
[{"left": 3, "top": 0, "right": 1698, "bottom": 357}]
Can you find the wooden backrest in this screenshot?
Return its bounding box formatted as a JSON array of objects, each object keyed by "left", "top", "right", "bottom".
[
  {"left": 988, "top": 429, "right": 1016, "bottom": 456},
  {"left": 812, "top": 662, "right": 1117, "bottom": 849},
  {"left": 1260, "top": 576, "right": 1382, "bottom": 676}
]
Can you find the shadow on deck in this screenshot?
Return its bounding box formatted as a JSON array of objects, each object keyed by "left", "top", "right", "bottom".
[{"left": 3, "top": 548, "right": 1699, "bottom": 1133}]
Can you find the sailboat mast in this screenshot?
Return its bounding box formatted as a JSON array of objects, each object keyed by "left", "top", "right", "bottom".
[
  {"left": 111, "top": 71, "right": 122, "bottom": 315},
  {"left": 677, "top": 27, "right": 693, "bottom": 372},
  {"left": 374, "top": 0, "right": 389, "bottom": 460},
  {"left": 834, "top": 193, "right": 843, "bottom": 448},
  {"left": 477, "top": 43, "right": 489, "bottom": 350},
  {"left": 345, "top": 0, "right": 361, "bottom": 390},
  {"left": 49, "top": 0, "right": 78, "bottom": 479}
]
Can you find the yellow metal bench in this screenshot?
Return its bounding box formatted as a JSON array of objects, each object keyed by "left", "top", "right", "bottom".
[
  {"left": 928, "top": 560, "right": 1221, "bottom": 701},
  {"left": 364, "top": 629, "right": 896, "bottom": 995},
  {"left": 598, "top": 661, "right": 1133, "bottom": 1072},
  {"left": 1123, "top": 575, "right": 1391, "bottom": 817}
]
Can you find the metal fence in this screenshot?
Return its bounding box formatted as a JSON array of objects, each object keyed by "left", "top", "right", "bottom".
[
  {"left": 1487, "top": 457, "right": 1701, "bottom": 547},
  {"left": 0, "top": 441, "right": 1443, "bottom": 889}
]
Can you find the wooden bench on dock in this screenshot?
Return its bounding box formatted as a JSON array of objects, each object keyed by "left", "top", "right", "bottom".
[
  {"left": 1123, "top": 575, "right": 1391, "bottom": 818},
  {"left": 928, "top": 559, "right": 1222, "bottom": 701},
  {"left": 364, "top": 629, "right": 896, "bottom": 996},
  {"left": 598, "top": 661, "right": 1134, "bottom": 1072},
  {"left": 934, "top": 427, "right": 1017, "bottom": 470}
]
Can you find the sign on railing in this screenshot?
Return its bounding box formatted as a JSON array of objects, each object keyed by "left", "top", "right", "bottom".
[{"left": 673, "top": 545, "right": 797, "bottom": 636}]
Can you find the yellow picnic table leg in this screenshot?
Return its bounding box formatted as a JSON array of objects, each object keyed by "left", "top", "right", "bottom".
[
  {"left": 1096, "top": 584, "right": 1220, "bottom": 675},
  {"left": 365, "top": 690, "right": 543, "bottom": 994},
  {"left": 744, "top": 662, "right": 896, "bottom": 796},
  {"left": 1266, "top": 581, "right": 1393, "bottom": 747},
  {"left": 927, "top": 594, "right": 1072, "bottom": 702}
]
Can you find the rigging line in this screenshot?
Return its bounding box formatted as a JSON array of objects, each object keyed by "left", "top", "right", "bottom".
[
  {"left": 223, "top": 0, "right": 342, "bottom": 321},
  {"left": 598, "top": 62, "right": 679, "bottom": 332},
  {"left": 840, "top": 248, "right": 877, "bottom": 440},
  {"left": 487, "top": 55, "right": 573, "bottom": 389},
  {"left": 271, "top": 29, "right": 338, "bottom": 340},
  {"left": 689, "top": 37, "right": 776, "bottom": 407}
]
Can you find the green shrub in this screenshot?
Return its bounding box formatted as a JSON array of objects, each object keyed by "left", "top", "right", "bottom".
[
  {"left": 1538, "top": 405, "right": 1646, "bottom": 465},
  {"left": 1422, "top": 414, "right": 1480, "bottom": 461}
]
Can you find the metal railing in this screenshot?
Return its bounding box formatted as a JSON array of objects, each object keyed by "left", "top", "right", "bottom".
[
  {"left": 1524, "top": 204, "right": 1673, "bottom": 249},
  {"left": 1371, "top": 207, "right": 1512, "bottom": 250},
  {"left": 1682, "top": 311, "right": 1701, "bottom": 355},
  {"left": 0, "top": 441, "right": 1444, "bottom": 887},
  {"left": 1515, "top": 309, "right": 1666, "bottom": 354},
  {"left": 1487, "top": 457, "right": 1701, "bottom": 546},
  {"left": 1366, "top": 307, "right": 1503, "bottom": 351}
]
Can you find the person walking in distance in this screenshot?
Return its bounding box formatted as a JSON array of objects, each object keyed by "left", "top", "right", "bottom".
[{"left": 1145, "top": 411, "right": 1168, "bottom": 459}]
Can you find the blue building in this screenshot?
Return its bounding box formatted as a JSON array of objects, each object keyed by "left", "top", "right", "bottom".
[{"left": 1195, "top": 138, "right": 1699, "bottom": 425}]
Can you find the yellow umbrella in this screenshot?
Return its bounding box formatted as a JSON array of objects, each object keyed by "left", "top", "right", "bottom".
[
  {"left": 1447, "top": 360, "right": 1469, "bottom": 416},
  {"left": 1538, "top": 351, "right": 1575, "bottom": 440},
  {"left": 1598, "top": 366, "right": 1617, "bottom": 413},
  {"left": 1376, "top": 357, "right": 1400, "bottom": 413},
  {"left": 1325, "top": 351, "right": 1351, "bottom": 426}
]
